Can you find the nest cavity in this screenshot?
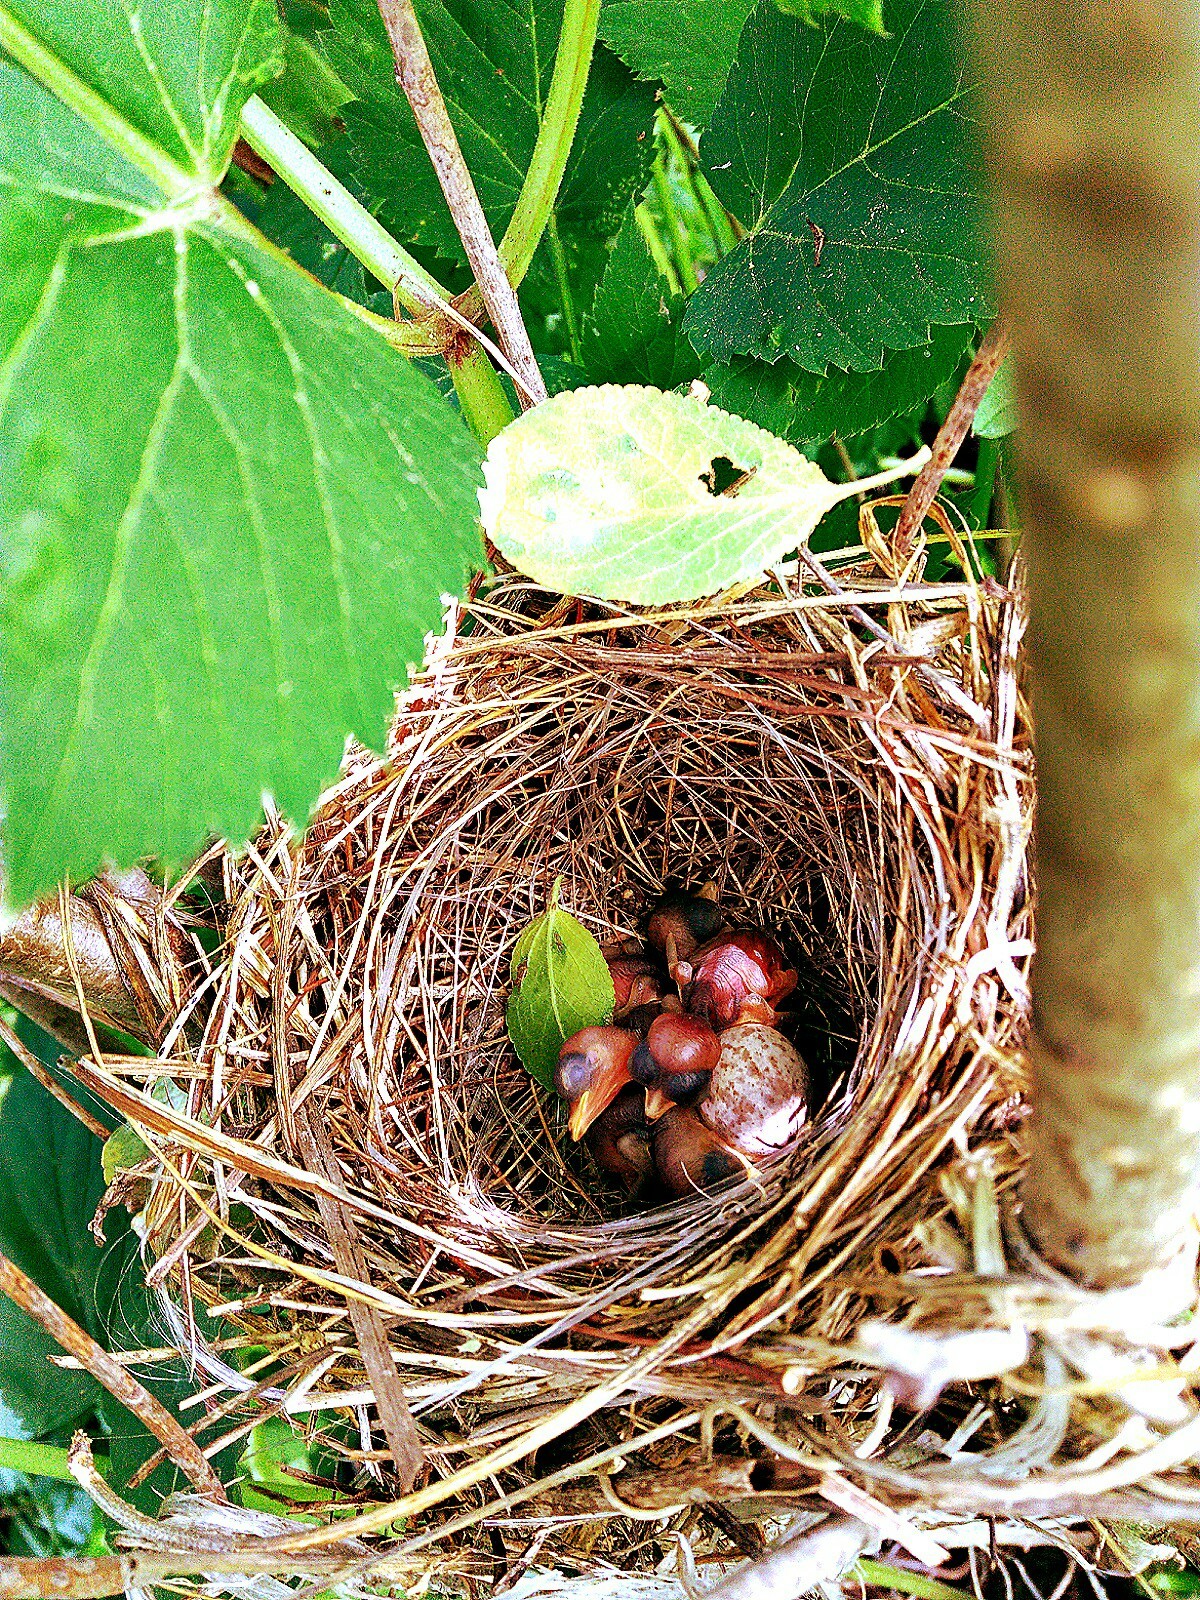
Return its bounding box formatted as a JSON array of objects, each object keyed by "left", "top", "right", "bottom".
[{"left": 95, "top": 560, "right": 1042, "bottom": 1578}]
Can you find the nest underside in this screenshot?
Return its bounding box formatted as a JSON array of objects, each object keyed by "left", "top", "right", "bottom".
[{"left": 72, "top": 557, "right": 1200, "bottom": 1589}]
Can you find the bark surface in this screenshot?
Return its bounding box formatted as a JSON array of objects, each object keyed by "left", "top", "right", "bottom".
[{"left": 972, "top": 0, "right": 1200, "bottom": 1284}]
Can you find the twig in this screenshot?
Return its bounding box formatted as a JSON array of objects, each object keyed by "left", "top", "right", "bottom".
[
  {"left": 700, "top": 1515, "right": 877, "bottom": 1600},
  {"left": 0, "top": 1252, "right": 226, "bottom": 1500},
  {"left": 376, "top": 0, "right": 547, "bottom": 407},
  {"left": 0, "top": 1011, "right": 109, "bottom": 1140},
  {"left": 296, "top": 1109, "right": 424, "bottom": 1488},
  {"left": 895, "top": 320, "right": 1010, "bottom": 553}
]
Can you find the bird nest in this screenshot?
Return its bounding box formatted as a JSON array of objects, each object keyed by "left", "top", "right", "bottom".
[{"left": 80, "top": 543, "right": 1164, "bottom": 1593}]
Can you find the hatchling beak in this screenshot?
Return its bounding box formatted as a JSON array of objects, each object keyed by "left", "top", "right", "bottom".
[
  {"left": 643, "top": 1086, "right": 673, "bottom": 1122},
  {"left": 567, "top": 1059, "right": 633, "bottom": 1140}
]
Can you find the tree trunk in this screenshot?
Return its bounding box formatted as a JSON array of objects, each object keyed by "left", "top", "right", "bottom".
[{"left": 971, "top": 0, "right": 1200, "bottom": 1287}]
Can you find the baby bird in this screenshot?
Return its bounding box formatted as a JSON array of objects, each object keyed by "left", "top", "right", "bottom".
[
  {"left": 699, "top": 1024, "right": 809, "bottom": 1156},
  {"left": 681, "top": 932, "right": 798, "bottom": 1029},
  {"left": 554, "top": 1026, "right": 639, "bottom": 1140},
  {"left": 586, "top": 1085, "right": 653, "bottom": 1194},
  {"left": 606, "top": 955, "right": 663, "bottom": 1018},
  {"left": 630, "top": 1012, "right": 721, "bottom": 1119},
  {"left": 645, "top": 883, "right": 725, "bottom": 977},
  {"left": 652, "top": 1105, "right": 746, "bottom": 1198}
]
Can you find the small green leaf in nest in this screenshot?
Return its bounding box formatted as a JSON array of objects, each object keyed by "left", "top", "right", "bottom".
[
  {"left": 507, "top": 881, "right": 615, "bottom": 1090},
  {"left": 101, "top": 1122, "right": 150, "bottom": 1186}
]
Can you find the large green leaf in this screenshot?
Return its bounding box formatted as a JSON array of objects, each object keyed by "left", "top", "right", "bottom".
[
  {"left": 0, "top": 0, "right": 284, "bottom": 182},
  {"left": 704, "top": 323, "right": 973, "bottom": 448},
  {"left": 596, "top": 0, "right": 882, "bottom": 128},
  {"left": 597, "top": 0, "right": 755, "bottom": 127},
  {"left": 0, "top": 6, "right": 486, "bottom": 907},
  {"left": 775, "top": 0, "right": 884, "bottom": 26},
  {"left": 974, "top": 351, "right": 1017, "bottom": 438},
  {"left": 581, "top": 204, "right": 701, "bottom": 390},
  {"left": 323, "top": 0, "right": 656, "bottom": 269},
  {"left": 684, "top": 0, "right": 992, "bottom": 372},
  {"left": 0, "top": 1022, "right": 232, "bottom": 1511},
  {"left": 259, "top": 2, "right": 351, "bottom": 150},
  {"left": 480, "top": 383, "right": 897, "bottom": 604},
  {"left": 0, "top": 1067, "right": 109, "bottom": 1444}
]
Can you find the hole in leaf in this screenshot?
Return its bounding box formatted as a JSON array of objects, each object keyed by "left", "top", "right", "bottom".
[{"left": 700, "top": 456, "right": 757, "bottom": 497}]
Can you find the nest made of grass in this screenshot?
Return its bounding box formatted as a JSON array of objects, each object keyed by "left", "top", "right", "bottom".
[{"left": 81, "top": 544, "right": 1086, "bottom": 1583}]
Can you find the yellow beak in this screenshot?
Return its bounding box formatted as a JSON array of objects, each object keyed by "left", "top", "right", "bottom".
[
  {"left": 567, "top": 1060, "right": 633, "bottom": 1140},
  {"left": 643, "top": 1086, "right": 673, "bottom": 1122}
]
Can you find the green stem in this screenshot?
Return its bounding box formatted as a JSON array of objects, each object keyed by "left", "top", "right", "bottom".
[
  {"left": 652, "top": 160, "right": 698, "bottom": 295},
  {"left": 658, "top": 108, "right": 732, "bottom": 258},
  {"left": 449, "top": 343, "right": 516, "bottom": 445},
  {"left": 0, "top": 4, "right": 195, "bottom": 196},
  {"left": 636, "top": 202, "right": 682, "bottom": 296},
  {"left": 854, "top": 1559, "right": 970, "bottom": 1600},
  {"left": 546, "top": 214, "right": 582, "bottom": 365},
  {"left": 238, "top": 95, "right": 443, "bottom": 319},
  {"left": 499, "top": 0, "right": 600, "bottom": 286},
  {"left": 970, "top": 436, "right": 999, "bottom": 528},
  {"left": 0, "top": 1437, "right": 108, "bottom": 1482}
]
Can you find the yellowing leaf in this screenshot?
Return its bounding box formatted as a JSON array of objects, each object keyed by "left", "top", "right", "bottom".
[
  {"left": 101, "top": 1122, "right": 149, "bottom": 1186},
  {"left": 507, "top": 883, "right": 615, "bottom": 1090},
  {"left": 479, "top": 384, "right": 920, "bottom": 604}
]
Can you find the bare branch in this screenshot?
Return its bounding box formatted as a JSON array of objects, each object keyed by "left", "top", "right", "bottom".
[
  {"left": 894, "top": 320, "right": 1010, "bottom": 554},
  {"left": 0, "top": 1253, "right": 226, "bottom": 1500},
  {"left": 376, "top": 0, "right": 547, "bottom": 406}
]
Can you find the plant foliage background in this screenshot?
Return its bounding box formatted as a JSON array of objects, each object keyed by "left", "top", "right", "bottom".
[{"left": 0, "top": 0, "right": 1054, "bottom": 1571}]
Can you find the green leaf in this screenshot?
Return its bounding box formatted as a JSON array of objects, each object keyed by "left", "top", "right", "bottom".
[
  {"left": 507, "top": 886, "right": 615, "bottom": 1089},
  {"left": 773, "top": 0, "right": 884, "bottom": 29},
  {"left": 0, "top": 0, "right": 285, "bottom": 184},
  {"left": 101, "top": 1122, "right": 150, "bottom": 1185},
  {"left": 597, "top": 0, "right": 755, "bottom": 127},
  {"left": 0, "top": 1072, "right": 108, "bottom": 1444},
  {"left": 238, "top": 1418, "right": 335, "bottom": 1509},
  {"left": 705, "top": 324, "right": 974, "bottom": 449},
  {"left": 974, "top": 351, "right": 1017, "bottom": 438},
  {"left": 684, "top": 0, "right": 992, "bottom": 372},
  {"left": 0, "top": 28, "right": 485, "bottom": 906},
  {"left": 581, "top": 203, "right": 702, "bottom": 390},
  {"left": 258, "top": 12, "right": 352, "bottom": 151},
  {"left": 597, "top": 0, "right": 884, "bottom": 129},
  {"left": 0, "top": 1020, "right": 237, "bottom": 1511},
  {"left": 323, "top": 0, "right": 656, "bottom": 269},
  {"left": 480, "top": 383, "right": 904, "bottom": 604}
]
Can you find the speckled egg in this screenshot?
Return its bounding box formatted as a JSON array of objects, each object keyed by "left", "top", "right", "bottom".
[{"left": 699, "top": 1024, "right": 809, "bottom": 1156}]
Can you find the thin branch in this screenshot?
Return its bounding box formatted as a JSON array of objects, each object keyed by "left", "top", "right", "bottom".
[
  {"left": 296, "top": 1109, "right": 424, "bottom": 1488},
  {"left": 376, "top": 0, "right": 547, "bottom": 407},
  {"left": 894, "top": 320, "right": 1010, "bottom": 554},
  {"left": 701, "top": 1515, "right": 877, "bottom": 1600},
  {"left": 0, "top": 1012, "right": 109, "bottom": 1140},
  {"left": 0, "top": 1253, "right": 226, "bottom": 1500}
]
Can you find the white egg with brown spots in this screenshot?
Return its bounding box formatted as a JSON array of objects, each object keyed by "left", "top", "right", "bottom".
[{"left": 700, "top": 1024, "right": 808, "bottom": 1156}]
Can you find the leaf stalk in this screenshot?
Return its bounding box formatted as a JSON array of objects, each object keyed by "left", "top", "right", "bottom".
[
  {"left": 238, "top": 95, "right": 442, "bottom": 323},
  {"left": 499, "top": 0, "right": 600, "bottom": 286}
]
